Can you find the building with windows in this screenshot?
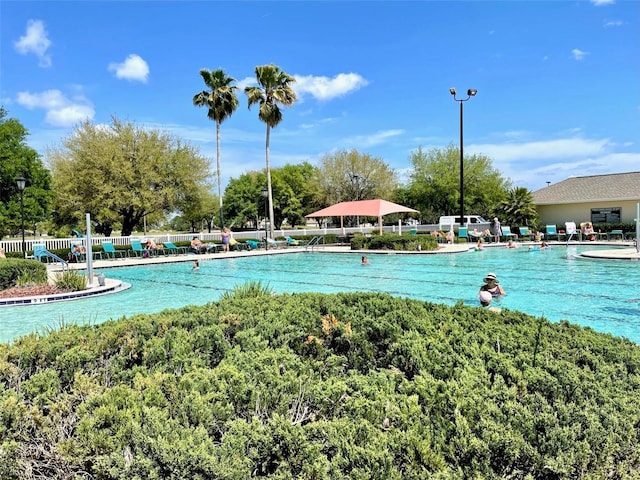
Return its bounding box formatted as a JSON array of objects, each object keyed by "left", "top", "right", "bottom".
[{"left": 532, "top": 171, "right": 640, "bottom": 225}]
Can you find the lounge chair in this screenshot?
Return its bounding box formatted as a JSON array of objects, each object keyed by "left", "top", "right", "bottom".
[
  {"left": 69, "top": 241, "right": 87, "bottom": 262},
  {"left": 32, "top": 244, "right": 50, "bottom": 263},
  {"left": 609, "top": 229, "right": 625, "bottom": 241},
  {"left": 565, "top": 222, "right": 579, "bottom": 242},
  {"left": 245, "top": 239, "right": 263, "bottom": 250},
  {"left": 518, "top": 227, "right": 534, "bottom": 241},
  {"left": 500, "top": 226, "right": 517, "bottom": 242},
  {"left": 102, "top": 241, "right": 128, "bottom": 259},
  {"left": 545, "top": 225, "right": 559, "bottom": 241},
  {"left": 285, "top": 236, "right": 306, "bottom": 246},
  {"left": 457, "top": 227, "right": 469, "bottom": 242},
  {"left": 163, "top": 241, "right": 189, "bottom": 255},
  {"left": 130, "top": 239, "right": 153, "bottom": 258}
]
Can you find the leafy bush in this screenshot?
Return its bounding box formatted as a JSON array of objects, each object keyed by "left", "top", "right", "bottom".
[
  {"left": 53, "top": 270, "right": 87, "bottom": 291},
  {"left": 352, "top": 232, "right": 439, "bottom": 251},
  {"left": 0, "top": 258, "right": 47, "bottom": 290},
  {"left": 0, "top": 293, "right": 638, "bottom": 479},
  {"left": 220, "top": 280, "right": 274, "bottom": 301}
]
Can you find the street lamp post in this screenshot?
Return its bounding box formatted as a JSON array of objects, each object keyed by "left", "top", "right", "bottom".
[
  {"left": 352, "top": 174, "right": 360, "bottom": 227},
  {"left": 262, "top": 188, "right": 269, "bottom": 250},
  {"left": 449, "top": 88, "right": 477, "bottom": 228},
  {"left": 16, "top": 175, "right": 26, "bottom": 258}
]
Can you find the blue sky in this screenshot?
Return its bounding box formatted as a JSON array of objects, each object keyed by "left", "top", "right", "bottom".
[{"left": 2, "top": 0, "right": 638, "bottom": 193}]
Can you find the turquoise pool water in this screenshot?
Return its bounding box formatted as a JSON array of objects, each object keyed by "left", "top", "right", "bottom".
[{"left": 1, "top": 246, "right": 639, "bottom": 344}]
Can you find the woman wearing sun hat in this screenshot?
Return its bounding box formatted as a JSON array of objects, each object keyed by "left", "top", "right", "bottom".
[{"left": 479, "top": 272, "right": 505, "bottom": 297}]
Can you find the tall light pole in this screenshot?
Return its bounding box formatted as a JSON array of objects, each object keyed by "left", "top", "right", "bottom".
[
  {"left": 449, "top": 88, "right": 477, "bottom": 228},
  {"left": 262, "top": 188, "right": 269, "bottom": 250},
  {"left": 16, "top": 175, "right": 26, "bottom": 258},
  {"left": 352, "top": 174, "right": 361, "bottom": 227}
]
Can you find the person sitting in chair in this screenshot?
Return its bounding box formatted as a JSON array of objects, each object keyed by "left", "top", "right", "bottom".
[
  {"left": 581, "top": 221, "right": 596, "bottom": 241},
  {"left": 190, "top": 236, "right": 207, "bottom": 254}
]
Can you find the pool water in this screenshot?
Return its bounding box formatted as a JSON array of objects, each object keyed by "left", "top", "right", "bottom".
[{"left": 1, "top": 246, "right": 639, "bottom": 344}]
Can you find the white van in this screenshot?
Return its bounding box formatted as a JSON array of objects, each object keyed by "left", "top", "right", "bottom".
[{"left": 438, "top": 215, "right": 487, "bottom": 228}]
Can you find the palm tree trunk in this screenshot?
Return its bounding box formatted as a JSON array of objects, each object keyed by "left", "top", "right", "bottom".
[
  {"left": 265, "top": 125, "right": 275, "bottom": 239},
  {"left": 216, "top": 121, "right": 224, "bottom": 229}
]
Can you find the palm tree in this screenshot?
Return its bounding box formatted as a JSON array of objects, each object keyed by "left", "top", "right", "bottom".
[
  {"left": 245, "top": 64, "right": 297, "bottom": 239},
  {"left": 500, "top": 186, "right": 538, "bottom": 227},
  {"left": 193, "top": 68, "right": 239, "bottom": 229}
]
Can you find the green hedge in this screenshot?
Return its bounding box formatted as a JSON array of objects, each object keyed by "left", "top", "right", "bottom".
[
  {"left": 0, "top": 258, "right": 48, "bottom": 289},
  {"left": 351, "top": 232, "right": 439, "bottom": 251},
  {"left": 3, "top": 292, "right": 637, "bottom": 478}
]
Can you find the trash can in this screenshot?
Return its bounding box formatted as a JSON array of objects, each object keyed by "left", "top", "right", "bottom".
[{"left": 97, "top": 273, "right": 106, "bottom": 286}]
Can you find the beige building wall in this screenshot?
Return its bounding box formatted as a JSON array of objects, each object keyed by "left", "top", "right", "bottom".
[{"left": 538, "top": 200, "right": 639, "bottom": 226}]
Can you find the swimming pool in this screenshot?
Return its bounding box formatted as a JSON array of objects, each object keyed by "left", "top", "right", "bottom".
[{"left": 1, "top": 246, "right": 639, "bottom": 344}]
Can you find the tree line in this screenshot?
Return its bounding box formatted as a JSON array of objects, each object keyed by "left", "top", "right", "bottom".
[{"left": 1, "top": 62, "right": 539, "bottom": 239}]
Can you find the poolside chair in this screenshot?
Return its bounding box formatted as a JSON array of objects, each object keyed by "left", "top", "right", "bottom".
[
  {"left": 609, "top": 229, "right": 625, "bottom": 241},
  {"left": 163, "top": 241, "right": 189, "bottom": 255},
  {"left": 518, "top": 227, "right": 535, "bottom": 241},
  {"left": 500, "top": 226, "right": 517, "bottom": 242},
  {"left": 457, "top": 227, "right": 469, "bottom": 242},
  {"left": 245, "top": 239, "right": 263, "bottom": 250},
  {"left": 102, "top": 241, "right": 127, "bottom": 259},
  {"left": 32, "top": 244, "right": 50, "bottom": 263},
  {"left": 69, "top": 241, "right": 87, "bottom": 262},
  {"left": 285, "top": 236, "right": 306, "bottom": 246},
  {"left": 565, "top": 222, "right": 578, "bottom": 242},
  {"left": 129, "top": 239, "right": 153, "bottom": 258},
  {"left": 545, "top": 225, "right": 559, "bottom": 241}
]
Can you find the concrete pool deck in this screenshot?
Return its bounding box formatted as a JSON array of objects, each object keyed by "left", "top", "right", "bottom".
[{"left": 2, "top": 240, "right": 636, "bottom": 306}]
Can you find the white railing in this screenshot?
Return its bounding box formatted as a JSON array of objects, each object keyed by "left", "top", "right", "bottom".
[{"left": 1, "top": 225, "right": 440, "bottom": 254}]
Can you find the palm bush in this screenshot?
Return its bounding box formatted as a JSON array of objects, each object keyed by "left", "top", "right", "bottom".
[{"left": 54, "top": 270, "right": 86, "bottom": 291}]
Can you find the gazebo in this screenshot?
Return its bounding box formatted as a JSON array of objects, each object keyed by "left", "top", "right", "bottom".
[{"left": 306, "top": 199, "right": 419, "bottom": 235}]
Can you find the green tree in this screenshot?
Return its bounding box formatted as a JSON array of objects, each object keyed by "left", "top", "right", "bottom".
[
  {"left": 274, "top": 162, "right": 319, "bottom": 227},
  {"left": 193, "top": 68, "right": 239, "bottom": 229},
  {"left": 312, "top": 149, "right": 398, "bottom": 226},
  {"left": 0, "top": 107, "right": 52, "bottom": 239},
  {"left": 245, "top": 64, "right": 297, "bottom": 239},
  {"left": 498, "top": 186, "right": 538, "bottom": 227},
  {"left": 224, "top": 171, "right": 264, "bottom": 229},
  {"left": 48, "top": 117, "right": 211, "bottom": 236},
  {"left": 406, "top": 144, "right": 511, "bottom": 223}
]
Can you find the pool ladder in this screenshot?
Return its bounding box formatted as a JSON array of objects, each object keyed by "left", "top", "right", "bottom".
[{"left": 305, "top": 236, "right": 324, "bottom": 252}]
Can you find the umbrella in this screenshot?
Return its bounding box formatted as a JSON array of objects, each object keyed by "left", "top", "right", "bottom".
[{"left": 306, "top": 199, "right": 419, "bottom": 235}]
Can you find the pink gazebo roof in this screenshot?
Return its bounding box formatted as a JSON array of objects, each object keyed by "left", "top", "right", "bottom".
[{"left": 306, "top": 199, "right": 418, "bottom": 218}]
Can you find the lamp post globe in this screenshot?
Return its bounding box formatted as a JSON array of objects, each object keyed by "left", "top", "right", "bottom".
[
  {"left": 16, "top": 175, "right": 26, "bottom": 259},
  {"left": 449, "top": 88, "right": 477, "bottom": 229}
]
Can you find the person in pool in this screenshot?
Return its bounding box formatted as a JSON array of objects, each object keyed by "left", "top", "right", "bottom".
[
  {"left": 479, "top": 290, "right": 502, "bottom": 312},
  {"left": 479, "top": 272, "right": 505, "bottom": 297}
]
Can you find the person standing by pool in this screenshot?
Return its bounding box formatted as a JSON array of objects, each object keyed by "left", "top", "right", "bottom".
[
  {"left": 221, "top": 228, "right": 231, "bottom": 252},
  {"left": 480, "top": 272, "right": 505, "bottom": 297},
  {"left": 491, "top": 217, "right": 501, "bottom": 243}
]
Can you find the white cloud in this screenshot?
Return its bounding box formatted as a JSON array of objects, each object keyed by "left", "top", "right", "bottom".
[
  {"left": 342, "top": 129, "right": 404, "bottom": 148},
  {"left": 590, "top": 0, "right": 614, "bottom": 5},
  {"left": 16, "top": 90, "right": 94, "bottom": 127},
  {"left": 603, "top": 19, "right": 622, "bottom": 27},
  {"left": 571, "top": 48, "right": 589, "bottom": 61},
  {"left": 108, "top": 54, "right": 149, "bottom": 83},
  {"left": 471, "top": 137, "right": 611, "bottom": 163},
  {"left": 14, "top": 19, "right": 52, "bottom": 67},
  {"left": 293, "top": 73, "right": 369, "bottom": 101}
]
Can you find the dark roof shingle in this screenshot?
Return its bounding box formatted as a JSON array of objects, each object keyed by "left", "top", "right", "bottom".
[{"left": 532, "top": 171, "right": 640, "bottom": 205}]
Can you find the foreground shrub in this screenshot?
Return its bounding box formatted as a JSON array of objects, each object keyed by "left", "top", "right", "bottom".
[
  {"left": 0, "top": 258, "right": 47, "bottom": 290},
  {"left": 53, "top": 270, "right": 86, "bottom": 291},
  {"left": 0, "top": 293, "right": 638, "bottom": 479}
]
